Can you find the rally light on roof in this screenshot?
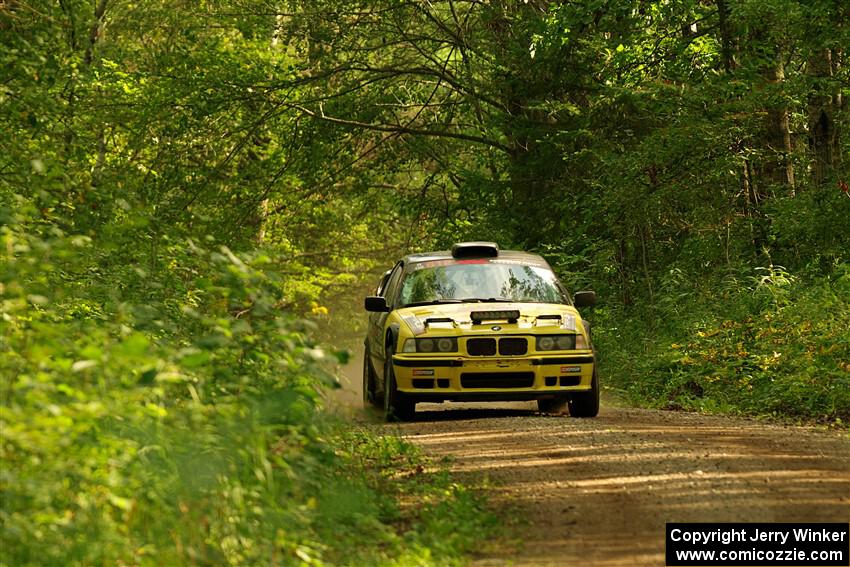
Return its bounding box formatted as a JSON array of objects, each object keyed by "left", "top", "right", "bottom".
[{"left": 451, "top": 241, "right": 499, "bottom": 259}]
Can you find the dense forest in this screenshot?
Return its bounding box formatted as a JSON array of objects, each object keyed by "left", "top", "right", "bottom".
[{"left": 2, "top": 0, "right": 848, "bottom": 564}]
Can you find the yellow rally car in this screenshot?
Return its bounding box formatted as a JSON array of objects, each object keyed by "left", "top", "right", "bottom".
[{"left": 363, "top": 241, "right": 598, "bottom": 421}]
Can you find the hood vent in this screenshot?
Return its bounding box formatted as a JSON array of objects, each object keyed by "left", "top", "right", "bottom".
[{"left": 424, "top": 317, "right": 454, "bottom": 329}]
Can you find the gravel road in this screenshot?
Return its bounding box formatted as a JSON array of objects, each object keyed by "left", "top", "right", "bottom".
[{"left": 332, "top": 353, "right": 850, "bottom": 566}]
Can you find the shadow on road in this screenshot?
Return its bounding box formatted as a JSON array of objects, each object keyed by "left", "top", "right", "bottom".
[{"left": 409, "top": 406, "right": 540, "bottom": 422}]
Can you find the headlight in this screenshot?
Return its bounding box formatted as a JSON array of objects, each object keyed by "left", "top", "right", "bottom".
[
  {"left": 402, "top": 337, "right": 458, "bottom": 353},
  {"left": 536, "top": 334, "right": 577, "bottom": 351}
]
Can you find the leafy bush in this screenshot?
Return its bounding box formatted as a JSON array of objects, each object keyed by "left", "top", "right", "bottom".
[
  {"left": 596, "top": 263, "right": 850, "bottom": 424},
  {"left": 1, "top": 208, "right": 495, "bottom": 565}
]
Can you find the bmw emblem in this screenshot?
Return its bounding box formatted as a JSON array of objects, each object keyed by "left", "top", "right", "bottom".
[{"left": 491, "top": 325, "right": 501, "bottom": 331}]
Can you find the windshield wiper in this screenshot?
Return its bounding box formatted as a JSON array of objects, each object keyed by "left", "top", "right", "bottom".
[
  {"left": 404, "top": 297, "right": 519, "bottom": 307},
  {"left": 403, "top": 299, "right": 465, "bottom": 307}
]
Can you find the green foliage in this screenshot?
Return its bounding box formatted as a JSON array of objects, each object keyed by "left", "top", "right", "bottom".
[
  {"left": 0, "top": 209, "right": 495, "bottom": 564},
  {"left": 595, "top": 264, "right": 850, "bottom": 423},
  {"left": 2, "top": 214, "right": 304, "bottom": 563},
  {"left": 328, "top": 432, "right": 497, "bottom": 566}
]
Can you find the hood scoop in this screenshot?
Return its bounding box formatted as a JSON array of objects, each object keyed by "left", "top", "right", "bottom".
[
  {"left": 533, "top": 313, "right": 577, "bottom": 330},
  {"left": 423, "top": 316, "right": 455, "bottom": 329},
  {"left": 534, "top": 314, "right": 561, "bottom": 327}
]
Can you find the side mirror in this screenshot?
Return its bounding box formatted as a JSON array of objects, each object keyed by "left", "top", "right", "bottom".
[
  {"left": 365, "top": 296, "right": 389, "bottom": 312},
  {"left": 574, "top": 291, "right": 597, "bottom": 308}
]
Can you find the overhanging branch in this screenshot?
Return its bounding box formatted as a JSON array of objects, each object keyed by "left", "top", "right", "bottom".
[{"left": 287, "top": 103, "right": 512, "bottom": 154}]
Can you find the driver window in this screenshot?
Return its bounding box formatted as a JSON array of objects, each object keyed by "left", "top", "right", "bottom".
[
  {"left": 375, "top": 269, "right": 392, "bottom": 296},
  {"left": 383, "top": 263, "right": 405, "bottom": 306}
]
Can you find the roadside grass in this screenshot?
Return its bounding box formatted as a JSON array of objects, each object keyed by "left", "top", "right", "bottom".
[{"left": 327, "top": 430, "right": 498, "bottom": 566}]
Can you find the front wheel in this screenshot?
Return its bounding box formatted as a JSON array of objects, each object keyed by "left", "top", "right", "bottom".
[
  {"left": 568, "top": 369, "right": 600, "bottom": 418},
  {"left": 383, "top": 351, "right": 415, "bottom": 422}
]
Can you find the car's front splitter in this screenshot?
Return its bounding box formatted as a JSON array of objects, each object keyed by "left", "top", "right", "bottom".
[{"left": 391, "top": 354, "right": 595, "bottom": 396}]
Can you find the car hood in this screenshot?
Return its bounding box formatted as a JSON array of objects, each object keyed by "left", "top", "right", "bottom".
[{"left": 395, "top": 302, "right": 582, "bottom": 334}]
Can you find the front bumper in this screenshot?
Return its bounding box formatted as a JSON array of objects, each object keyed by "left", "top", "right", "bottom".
[{"left": 391, "top": 353, "right": 595, "bottom": 400}]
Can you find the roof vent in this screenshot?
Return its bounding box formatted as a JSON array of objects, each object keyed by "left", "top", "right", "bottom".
[{"left": 451, "top": 241, "right": 499, "bottom": 259}]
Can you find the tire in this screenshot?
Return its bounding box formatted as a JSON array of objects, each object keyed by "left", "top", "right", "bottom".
[
  {"left": 568, "top": 368, "right": 600, "bottom": 418},
  {"left": 362, "top": 348, "right": 381, "bottom": 408},
  {"left": 538, "top": 396, "right": 568, "bottom": 414},
  {"left": 383, "top": 349, "right": 415, "bottom": 422}
]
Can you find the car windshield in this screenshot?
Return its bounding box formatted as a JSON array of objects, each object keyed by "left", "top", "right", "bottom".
[{"left": 398, "top": 261, "right": 566, "bottom": 306}]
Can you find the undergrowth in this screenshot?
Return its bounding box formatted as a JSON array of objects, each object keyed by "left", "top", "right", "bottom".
[
  {"left": 595, "top": 263, "right": 850, "bottom": 425},
  {"left": 0, "top": 212, "right": 495, "bottom": 566}
]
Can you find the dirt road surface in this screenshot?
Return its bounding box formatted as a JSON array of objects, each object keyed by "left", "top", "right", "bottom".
[{"left": 331, "top": 352, "right": 850, "bottom": 566}]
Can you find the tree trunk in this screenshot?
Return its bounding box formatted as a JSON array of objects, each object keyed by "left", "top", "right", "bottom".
[
  {"left": 807, "top": 48, "right": 836, "bottom": 185},
  {"left": 716, "top": 0, "right": 736, "bottom": 72},
  {"left": 835, "top": 48, "right": 846, "bottom": 154},
  {"left": 761, "top": 56, "right": 795, "bottom": 195},
  {"left": 256, "top": 12, "right": 287, "bottom": 245}
]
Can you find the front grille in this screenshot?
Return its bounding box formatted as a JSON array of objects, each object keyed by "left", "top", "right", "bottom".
[
  {"left": 559, "top": 376, "right": 581, "bottom": 386},
  {"left": 461, "top": 372, "right": 535, "bottom": 389},
  {"left": 467, "top": 337, "right": 529, "bottom": 356},
  {"left": 498, "top": 337, "right": 528, "bottom": 356},
  {"left": 467, "top": 338, "right": 497, "bottom": 356}
]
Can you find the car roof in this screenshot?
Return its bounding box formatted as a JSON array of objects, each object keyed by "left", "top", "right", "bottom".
[{"left": 401, "top": 249, "right": 552, "bottom": 269}]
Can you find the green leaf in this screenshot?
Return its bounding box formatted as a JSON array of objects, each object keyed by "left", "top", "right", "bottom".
[{"left": 180, "top": 350, "right": 210, "bottom": 368}]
